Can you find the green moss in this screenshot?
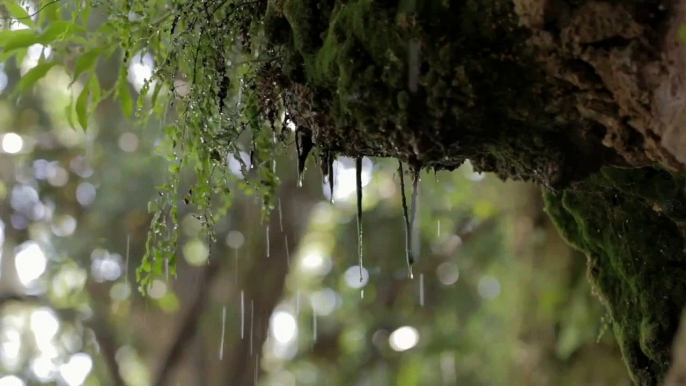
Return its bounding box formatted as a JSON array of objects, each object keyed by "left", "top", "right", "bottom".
[
  {"left": 544, "top": 167, "right": 686, "bottom": 385},
  {"left": 262, "top": 0, "right": 613, "bottom": 187}
]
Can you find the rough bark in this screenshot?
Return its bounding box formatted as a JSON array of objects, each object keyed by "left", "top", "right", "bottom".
[{"left": 254, "top": 0, "right": 686, "bottom": 384}]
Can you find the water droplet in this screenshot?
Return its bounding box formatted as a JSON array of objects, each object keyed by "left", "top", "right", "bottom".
[
  {"left": 219, "top": 306, "right": 226, "bottom": 360},
  {"left": 250, "top": 300, "right": 255, "bottom": 355},
  {"left": 241, "top": 290, "right": 245, "bottom": 339},
  {"left": 328, "top": 152, "right": 335, "bottom": 204},
  {"left": 419, "top": 274, "right": 424, "bottom": 306},
  {"left": 278, "top": 198, "right": 284, "bottom": 232},
  {"left": 295, "top": 130, "right": 313, "bottom": 188},
  {"left": 313, "top": 312, "right": 317, "bottom": 343},
  {"left": 356, "top": 157, "right": 364, "bottom": 281},
  {"left": 398, "top": 161, "right": 414, "bottom": 279},
  {"left": 285, "top": 234, "right": 290, "bottom": 267}
]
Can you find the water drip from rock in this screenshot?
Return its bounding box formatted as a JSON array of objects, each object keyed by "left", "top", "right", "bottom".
[
  {"left": 295, "top": 129, "right": 313, "bottom": 187},
  {"left": 356, "top": 157, "right": 364, "bottom": 281},
  {"left": 328, "top": 152, "right": 335, "bottom": 204},
  {"left": 398, "top": 161, "right": 414, "bottom": 279}
]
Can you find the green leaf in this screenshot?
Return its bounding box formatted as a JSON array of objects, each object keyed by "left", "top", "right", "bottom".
[
  {"left": 4, "top": 1, "right": 36, "bottom": 28},
  {"left": 64, "top": 98, "right": 76, "bottom": 130},
  {"left": 38, "top": 0, "right": 61, "bottom": 24},
  {"left": 117, "top": 68, "right": 133, "bottom": 117},
  {"left": 11, "top": 61, "right": 57, "bottom": 96},
  {"left": 72, "top": 47, "right": 105, "bottom": 83},
  {"left": 39, "top": 21, "right": 84, "bottom": 43},
  {"left": 151, "top": 81, "right": 163, "bottom": 107},
  {"left": 1, "top": 29, "right": 39, "bottom": 52},
  {"left": 89, "top": 76, "right": 101, "bottom": 114},
  {"left": 76, "top": 77, "right": 90, "bottom": 131}
]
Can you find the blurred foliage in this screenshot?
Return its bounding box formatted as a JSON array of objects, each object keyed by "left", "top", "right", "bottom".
[{"left": 0, "top": 1, "right": 635, "bottom": 385}]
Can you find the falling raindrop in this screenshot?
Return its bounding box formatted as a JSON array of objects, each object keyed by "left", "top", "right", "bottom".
[
  {"left": 296, "top": 290, "right": 300, "bottom": 315},
  {"left": 285, "top": 234, "right": 290, "bottom": 266},
  {"left": 398, "top": 161, "right": 414, "bottom": 279},
  {"left": 219, "top": 306, "right": 226, "bottom": 360},
  {"left": 419, "top": 274, "right": 425, "bottom": 306},
  {"left": 361, "top": 289, "right": 364, "bottom": 299},
  {"left": 313, "top": 312, "right": 317, "bottom": 343},
  {"left": 328, "top": 152, "right": 335, "bottom": 204},
  {"left": 234, "top": 249, "right": 239, "bottom": 282},
  {"left": 278, "top": 198, "right": 283, "bottom": 232},
  {"left": 250, "top": 300, "right": 255, "bottom": 355},
  {"left": 408, "top": 39, "right": 421, "bottom": 93},
  {"left": 437, "top": 220, "right": 441, "bottom": 238},
  {"left": 165, "top": 258, "right": 169, "bottom": 282},
  {"left": 295, "top": 129, "right": 313, "bottom": 188},
  {"left": 410, "top": 168, "right": 420, "bottom": 277},
  {"left": 125, "top": 234, "right": 131, "bottom": 285},
  {"left": 241, "top": 291, "right": 245, "bottom": 339},
  {"left": 254, "top": 354, "right": 259, "bottom": 384},
  {"left": 356, "top": 157, "right": 364, "bottom": 281},
  {"left": 266, "top": 225, "right": 270, "bottom": 258}
]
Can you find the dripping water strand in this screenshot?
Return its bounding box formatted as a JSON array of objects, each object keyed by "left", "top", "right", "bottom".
[
  {"left": 254, "top": 354, "right": 259, "bottom": 385},
  {"left": 240, "top": 290, "right": 245, "bottom": 339},
  {"left": 234, "top": 248, "right": 239, "bottom": 283},
  {"left": 419, "top": 274, "right": 425, "bottom": 306},
  {"left": 313, "top": 312, "right": 317, "bottom": 342},
  {"left": 219, "top": 306, "right": 226, "bottom": 360},
  {"left": 356, "top": 157, "right": 364, "bottom": 281},
  {"left": 250, "top": 300, "right": 254, "bottom": 355},
  {"left": 328, "top": 152, "right": 335, "bottom": 204},
  {"left": 410, "top": 168, "right": 420, "bottom": 278},
  {"left": 266, "top": 225, "right": 270, "bottom": 258},
  {"left": 398, "top": 161, "right": 414, "bottom": 279},
  {"left": 285, "top": 234, "right": 290, "bottom": 266},
  {"left": 295, "top": 129, "right": 313, "bottom": 187},
  {"left": 125, "top": 234, "right": 130, "bottom": 285},
  {"left": 278, "top": 198, "right": 283, "bottom": 232}
]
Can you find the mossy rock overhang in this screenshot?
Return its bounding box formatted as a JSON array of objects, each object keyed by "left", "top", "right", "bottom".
[
  {"left": 256, "top": 0, "right": 686, "bottom": 384},
  {"left": 261, "top": 0, "right": 686, "bottom": 188}
]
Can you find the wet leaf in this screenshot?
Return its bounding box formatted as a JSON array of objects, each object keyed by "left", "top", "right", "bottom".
[
  {"left": 12, "top": 61, "right": 57, "bottom": 96},
  {"left": 117, "top": 68, "right": 133, "bottom": 117},
  {"left": 72, "top": 47, "right": 106, "bottom": 83},
  {"left": 76, "top": 77, "right": 90, "bottom": 131},
  {"left": 4, "top": 1, "right": 36, "bottom": 29}
]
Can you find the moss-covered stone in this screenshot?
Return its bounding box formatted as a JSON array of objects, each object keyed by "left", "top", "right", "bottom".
[
  {"left": 262, "top": 0, "right": 636, "bottom": 188},
  {"left": 544, "top": 167, "right": 686, "bottom": 385}
]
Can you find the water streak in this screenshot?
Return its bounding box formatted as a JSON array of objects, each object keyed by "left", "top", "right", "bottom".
[
  {"left": 419, "top": 274, "right": 425, "bottom": 306},
  {"left": 250, "top": 300, "right": 254, "bottom": 355},
  {"left": 278, "top": 198, "right": 284, "bottom": 232},
  {"left": 295, "top": 129, "right": 313, "bottom": 187},
  {"left": 219, "top": 306, "right": 226, "bottom": 360},
  {"left": 328, "top": 152, "right": 335, "bottom": 204},
  {"left": 285, "top": 234, "right": 290, "bottom": 266},
  {"left": 241, "top": 290, "right": 245, "bottom": 339},
  {"left": 398, "top": 161, "right": 414, "bottom": 279},
  {"left": 356, "top": 157, "right": 364, "bottom": 281},
  {"left": 125, "top": 234, "right": 130, "bottom": 285},
  {"left": 313, "top": 312, "right": 318, "bottom": 342},
  {"left": 410, "top": 168, "right": 420, "bottom": 277},
  {"left": 266, "top": 225, "right": 270, "bottom": 258}
]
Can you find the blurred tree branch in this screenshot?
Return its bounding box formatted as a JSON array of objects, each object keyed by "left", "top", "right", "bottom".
[{"left": 152, "top": 260, "right": 221, "bottom": 386}]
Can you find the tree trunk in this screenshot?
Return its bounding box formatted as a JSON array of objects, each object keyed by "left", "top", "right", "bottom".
[{"left": 257, "top": 0, "right": 686, "bottom": 383}]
